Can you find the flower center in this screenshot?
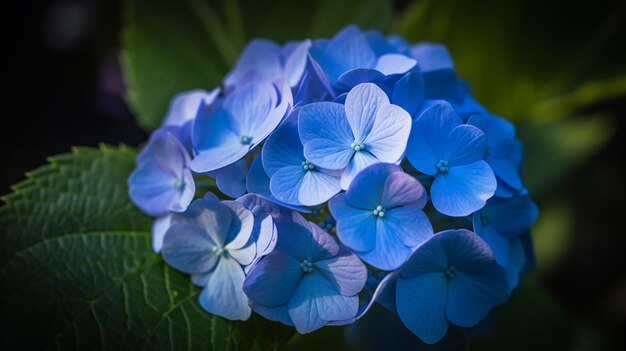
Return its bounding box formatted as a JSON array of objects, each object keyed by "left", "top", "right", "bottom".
[
  {"left": 240, "top": 135, "right": 253, "bottom": 145},
  {"left": 350, "top": 141, "right": 365, "bottom": 152},
  {"left": 444, "top": 265, "right": 458, "bottom": 279},
  {"left": 300, "top": 259, "right": 314, "bottom": 273},
  {"left": 173, "top": 178, "right": 186, "bottom": 191},
  {"left": 372, "top": 205, "right": 385, "bottom": 218},
  {"left": 436, "top": 159, "right": 449, "bottom": 174},
  {"left": 301, "top": 160, "right": 315, "bottom": 171},
  {"left": 212, "top": 246, "right": 225, "bottom": 256}
]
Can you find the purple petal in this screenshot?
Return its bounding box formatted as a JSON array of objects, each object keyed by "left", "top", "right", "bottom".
[
  {"left": 315, "top": 245, "right": 367, "bottom": 296},
  {"left": 288, "top": 273, "right": 359, "bottom": 333},
  {"left": 151, "top": 214, "right": 172, "bottom": 253},
  {"left": 275, "top": 213, "right": 339, "bottom": 262},
  {"left": 380, "top": 169, "right": 427, "bottom": 208},
  {"left": 211, "top": 159, "right": 248, "bottom": 198}
]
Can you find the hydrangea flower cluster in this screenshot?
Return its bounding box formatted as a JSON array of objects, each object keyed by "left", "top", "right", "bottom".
[{"left": 129, "top": 26, "right": 539, "bottom": 344}]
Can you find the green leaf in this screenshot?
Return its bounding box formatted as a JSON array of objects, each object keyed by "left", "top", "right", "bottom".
[
  {"left": 0, "top": 145, "right": 293, "bottom": 350},
  {"left": 397, "top": 0, "right": 626, "bottom": 119},
  {"left": 122, "top": 0, "right": 393, "bottom": 130}
]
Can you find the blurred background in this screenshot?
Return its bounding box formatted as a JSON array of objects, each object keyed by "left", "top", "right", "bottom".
[{"left": 1, "top": 0, "right": 624, "bottom": 350}]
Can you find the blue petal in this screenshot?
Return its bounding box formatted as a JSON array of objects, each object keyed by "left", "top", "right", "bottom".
[
  {"left": 236, "top": 194, "right": 279, "bottom": 256},
  {"left": 288, "top": 273, "right": 359, "bottom": 333},
  {"left": 299, "top": 102, "right": 354, "bottom": 170},
  {"left": 270, "top": 165, "right": 306, "bottom": 205},
  {"left": 294, "top": 55, "right": 335, "bottom": 104},
  {"left": 446, "top": 257, "right": 509, "bottom": 328},
  {"left": 400, "top": 234, "right": 448, "bottom": 279},
  {"left": 162, "top": 223, "right": 218, "bottom": 274},
  {"left": 243, "top": 252, "right": 303, "bottom": 307},
  {"left": 319, "top": 26, "right": 377, "bottom": 82},
  {"left": 485, "top": 195, "right": 539, "bottom": 237},
  {"left": 381, "top": 171, "right": 427, "bottom": 209},
  {"left": 341, "top": 151, "right": 380, "bottom": 190},
  {"left": 198, "top": 256, "right": 251, "bottom": 321},
  {"left": 129, "top": 163, "right": 183, "bottom": 216},
  {"left": 171, "top": 196, "right": 233, "bottom": 247},
  {"left": 222, "top": 201, "right": 255, "bottom": 250},
  {"left": 275, "top": 213, "right": 339, "bottom": 262},
  {"left": 431, "top": 161, "right": 496, "bottom": 217},
  {"left": 262, "top": 113, "right": 303, "bottom": 176},
  {"left": 250, "top": 302, "right": 293, "bottom": 326},
  {"left": 163, "top": 89, "right": 219, "bottom": 126},
  {"left": 211, "top": 159, "right": 248, "bottom": 198},
  {"left": 191, "top": 108, "right": 248, "bottom": 173},
  {"left": 283, "top": 40, "right": 311, "bottom": 87},
  {"left": 345, "top": 83, "right": 390, "bottom": 141},
  {"left": 247, "top": 156, "right": 311, "bottom": 212},
  {"left": 374, "top": 54, "right": 417, "bottom": 76},
  {"left": 444, "top": 124, "right": 488, "bottom": 166},
  {"left": 345, "top": 162, "right": 401, "bottom": 210},
  {"left": 330, "top": 193, "right": 378, "bottom": 252},
  {"left": 335, "top": 68, "right": 385, "bottom": 91},
  {"left": 410, "top": 43, "right": 455, "bottom": 73},
  {"left": 478, "top": 224, "right": 510, "bottom": 267},
  {"left": 396, "top": 272, "right": 449, "bottom": 344},
  {"left": 223, "top": 80, "right": 277, "bottom": 138},
  {"left": 298, "top": 170, "right": 342, "bottom": 206},
  {"left": 363, "top": 103, "right": 411, "bottom": 163},
  {"left": 505, "top": 237, "right": 526, "bottom": 292},
  {"left": 489, "top": 157, "right": 523, "bottom": 191},
  {"left": 357, "top": 218, "right": 415, "bottom": 271},
  {"left": 224, "top": 39, "right": 283, "bottom": 88},
  {"left": 151, "top": 214, "right": 172, "bottom": 253},
  {"left": 383, "top": 207, "right": 433, "bottom": 248},
  {"left": 392, "top": 70, "right": 424, "bottom": 117},
  {"left": 467, "top": 114, "right": 516, "bottom": 158},
  {"left": 315, "top": 245, "right": 367, "bottom": 296},
  {"left": 303, "top": 138, "right": 354, "bottom": 170},
  {"left": 406, "top": 101, "right": 462, "bottom": 175}
]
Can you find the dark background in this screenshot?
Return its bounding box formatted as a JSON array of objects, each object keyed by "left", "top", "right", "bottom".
[{"left": 1, "top": 1, "right": 624, "bottom": 350}]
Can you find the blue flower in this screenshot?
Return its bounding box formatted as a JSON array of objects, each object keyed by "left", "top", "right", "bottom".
[
  {"left": 163, "top": 88, "right": 219, "bottom": 127},
  {"left": 394, "top": 229, "right": 509, "bottom": 344},
  {"left": 262, "top": 109, "right": 342, "bottom": 206},
  {"left": 243, "top": 212, "right": 367, "bottom": 333},
  {"left": 330, "top": 163, "right": 433, "bottom": 270},
  {"left": 299, "top": 83, "right": 412, "bottom": 189},
  {"left": 161, "top": 194, "right": 257, "bottom": 321},
  {"left": 225, "top": 39, "right": 310, "bottom": 90},
  {"left": 191, "top": 79, "right": 292, "bottom": 173},
  {"left": 472, "top": 195, "right": 538, "bottom": 290},
  {"left": 467, "top": 114, "right": 527, "bottom": 197},
  {"left": 406, "top": 101, "right": 496, "bottom": 216},
  {"left": 128, "top": 129, "right": 195, "bottom": 216},
  {"left": 409, "top": 43, "right": 487, "bottom": 119},
  {"left": 236, "top": 194, "right": 282, "bottom": 271}
]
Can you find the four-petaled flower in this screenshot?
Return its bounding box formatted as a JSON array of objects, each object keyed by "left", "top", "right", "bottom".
[
  {"left": 406, "top": 101, "right": 497, "bottom": 216},
  {"left": 161, "top": 193, "right": 257, "bottom": 321},
  {"left": 330, "top": 163, "right": 433, "bottom": 270},
  {"left": 394, "top": 229, "right": 509, "bottom": 344},
  {"left": 299, "top": 83, "right": 411, "bottom": 189},
  {"left": 243, "top": 212, "right": 367, "bottom": 333},
  {"left": 129, "top": 129, "right": 195, "bottom": 216}
]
